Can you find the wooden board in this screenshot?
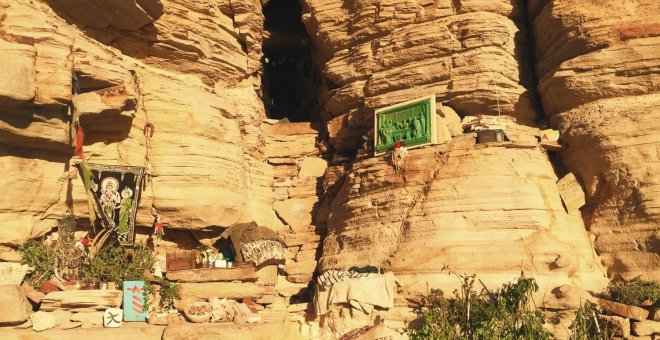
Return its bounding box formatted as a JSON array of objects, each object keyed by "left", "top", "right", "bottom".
[
  {"left": 166, "top": 267, "right": 258, "bottom": 283},
  {"left": 178, "top": 282, "right": 276, "bottom": 300},
  {"left": 40, "top": 290, "right": 122, "bottom": 311}
]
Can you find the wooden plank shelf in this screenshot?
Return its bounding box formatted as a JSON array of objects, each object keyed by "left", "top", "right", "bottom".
[{"left": 166, "top": 267, "right": 258, "bottom": 283}]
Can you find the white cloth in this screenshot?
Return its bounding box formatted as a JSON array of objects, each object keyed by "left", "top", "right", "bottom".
[{"left": 314, "top": 271, "right": 396, "bottom": 316}]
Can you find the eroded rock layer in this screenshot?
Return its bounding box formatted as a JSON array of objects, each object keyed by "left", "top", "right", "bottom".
[
  {"left": 320, "top": 136, "right": 608, "bottom": 296},
  {"left": 0, "top": 0, "right": 277, "bottom": 253},
  {"left": 531, "top": 0, "right": 660, "bottom": 280},
  {"left": 302, "top": 0, "right": 540, "bottom": 152}
]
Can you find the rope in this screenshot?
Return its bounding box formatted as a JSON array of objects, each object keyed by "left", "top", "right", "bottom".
[{"left": 143, "top": 112, "right": 162, "bottom": 238}]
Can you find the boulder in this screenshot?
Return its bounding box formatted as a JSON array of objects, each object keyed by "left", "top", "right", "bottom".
[
  {"left": 557, "top": 173, "right": 586, "bottom": 213},
  {"left": 298, "top": 157, "right": 328, "bottom": 178},
  {"left": 631, "top": 320, "right": 660, "bottom": 336},
  {"left": 435, "top": 113, "right": 453, "bottom": 144},
  {"left": 30, "top": 311, "right": 56, "bottom": 332},
  {"left": 437, "top": 104, "right": 463, "bottom": 137},
  {"left": 0, "top": 284, "right": 31, "bottom": 326},
  {"left": 273, "top": 197, "right": 317, "bottom": 231},
  {"left": 598, "top": 299, "right": 650, "bottom": 321}
]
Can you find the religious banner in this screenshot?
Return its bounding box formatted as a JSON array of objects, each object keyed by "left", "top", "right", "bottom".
[
  {"left": 123, "top": 281, "right": 147, "bottom": 322},
  {"left": 374, "top": 95, "right": 437, "bottom": 155},
  {"left": 77, "top": 163, "right": 145, "bottom": 246}
]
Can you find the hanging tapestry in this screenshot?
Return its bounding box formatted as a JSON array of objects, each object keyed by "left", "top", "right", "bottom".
[{"left": 77, "top": 163, "right": 145, "bottom": 246}]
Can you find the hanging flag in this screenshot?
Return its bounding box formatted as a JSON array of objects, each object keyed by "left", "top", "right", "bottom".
[
  {"left": 75, "top": 125, "right": 84, "bottom": 158},
  {"left": 80, "top": 159, "right": 97, "bottom": 227}
]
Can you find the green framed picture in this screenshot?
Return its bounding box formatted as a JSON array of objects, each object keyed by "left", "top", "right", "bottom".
[{"left": 374, "top": 94, "right": 436, "bottom": 155}]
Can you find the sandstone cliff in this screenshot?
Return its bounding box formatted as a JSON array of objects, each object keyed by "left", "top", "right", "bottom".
[
  {"left": 302, "top": 0, "right": 541, "bottom": 152},
  {"left": 0, "top": 0, "right": 657, "bottom": 321},
  {"left": 530, "top": 0, "right": 660, "bottom": 280},
  {"left": 0, "top": 0, "right": 278, "bottom": 259}
]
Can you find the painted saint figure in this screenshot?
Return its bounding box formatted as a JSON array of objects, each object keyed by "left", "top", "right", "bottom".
[
  {"left": 99, "top": 177, "right": 121, "bottom": 224},
  {"left": 418, "top": 112, "right": 427, "bottom": 135},
  {"left": 413, "top": 115, "right": 423, "bottom": 139},
  {"left": 118, "top": 187, "right": 133, "bottom": 234},
  {"left": 404, "top": 119, "right": 412, "bottom": 140}
]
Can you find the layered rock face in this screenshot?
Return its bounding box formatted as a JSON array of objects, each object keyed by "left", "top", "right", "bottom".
[
  {"left": 530, "top": 0, "right": 660, "bottom": 280},
  {"left": 43, "top": 0, "right": 264, "bottom": 87},
  {"left": 320, "top": 135, "right": 608, "bottom": 296},
  {"left": 0, "top": 0, "right": 657, "bottom": 317},
  {"left": 0, "top": 0, "right": 276, "bottom": 253},
  {"left": 302, "top": 0, "right": 541, "bottom": 152}
]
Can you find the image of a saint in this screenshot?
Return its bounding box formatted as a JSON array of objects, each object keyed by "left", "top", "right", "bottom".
[
  {"left": 99, "top": 177, "right": 121, "bottom": 224},
  {"left": 413, "top": 115, "right": 423, "bottom": 139},
  {"left": 418, "top": 112, "right": 427, "bottom": 135},
  {"left": 118, "top": 187, "right": 134, "bottom": 234}
]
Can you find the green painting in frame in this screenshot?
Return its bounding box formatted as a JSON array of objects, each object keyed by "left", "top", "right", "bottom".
[{"left": 374, "top": 94, "right": 437, "bottom": 155}]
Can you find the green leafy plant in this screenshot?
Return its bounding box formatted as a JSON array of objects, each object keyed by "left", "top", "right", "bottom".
[
  {"left": 569, "top": 301, "right": 613, "bottom": 340},
  {"left": 409, "top": 273, "right": 553, "bottom": 340},
  {"left": 18, "top": 240, "right": 58, "bottom": 288},
  {"left": 80, "top": 245, "right": 155, "bottom": 289},
  {"left": 606, "top": 276, "right": 660, "bottom": 306},
  {"left": 158, "top": 279, "right": 180, "bottom": 310}
]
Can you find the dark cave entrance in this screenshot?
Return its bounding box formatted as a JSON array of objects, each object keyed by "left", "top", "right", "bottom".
[{"left": 262, "top": 0, "right": 321, "bottom": 122}]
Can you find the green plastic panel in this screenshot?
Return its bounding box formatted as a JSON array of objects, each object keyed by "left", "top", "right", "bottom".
[{"left": 374, "top": 95, "right": 435, "bottom": 154}]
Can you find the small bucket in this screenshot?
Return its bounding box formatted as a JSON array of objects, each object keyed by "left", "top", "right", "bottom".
[{"left": 477, "top": 129, "right": 505, "bottom": 143}]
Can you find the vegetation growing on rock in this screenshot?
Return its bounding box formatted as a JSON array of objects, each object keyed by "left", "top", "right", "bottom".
[
  {"left": 409, "top": 274, "right": 552, "bottom": 340},
  {"left": 606, "top": 276, "right": 660, "bottom": 306},
  {"left": 18, "top": 240, "right": 58, "bottom": 288}
]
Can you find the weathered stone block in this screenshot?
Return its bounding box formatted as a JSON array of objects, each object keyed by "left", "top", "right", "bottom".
[
  {"left": 631, "top": 320, "right": 660, "bottom": 336},
  {"left": 31, "top": 311, "right": 56, "bottom": 332},
  {"left": 273, "top": 197, "right": 317, "bottom": 231},
  {"left": 298, "top": 157, "right": 329, "bottom": 178},
  {"left": 40, "top": 290, "right": 122, "bottom": 311},
  {"left": 598, "top": 299, "right": 649, "bottom": 321},
  {"left": 0, "top": 40, "right": 36, "bottom": 104},
  {"left": 0, "top": 284, "right": 30, "bottom": 326}
]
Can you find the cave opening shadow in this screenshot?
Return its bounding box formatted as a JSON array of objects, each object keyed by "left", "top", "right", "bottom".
[{"left": 262, "top": 0, "right": 321, "bottom": 122}]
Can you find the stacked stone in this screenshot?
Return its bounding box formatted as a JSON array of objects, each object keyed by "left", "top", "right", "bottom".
[{"left": 264, "top": 122, "right": 329, "bottom": 309}]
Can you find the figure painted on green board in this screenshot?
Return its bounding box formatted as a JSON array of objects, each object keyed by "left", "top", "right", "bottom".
[
  {"left": 412, "top": 115, "right": 423, "bottom": 139},
  {"left": 117, "top": 187, "right": 133, "bottom": 234},
  {"left": 374, "top": 96, "right": 434, "bottom": 154},
  {"left": 418, "top": 112, "right": 427, "bottom": 135}
]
